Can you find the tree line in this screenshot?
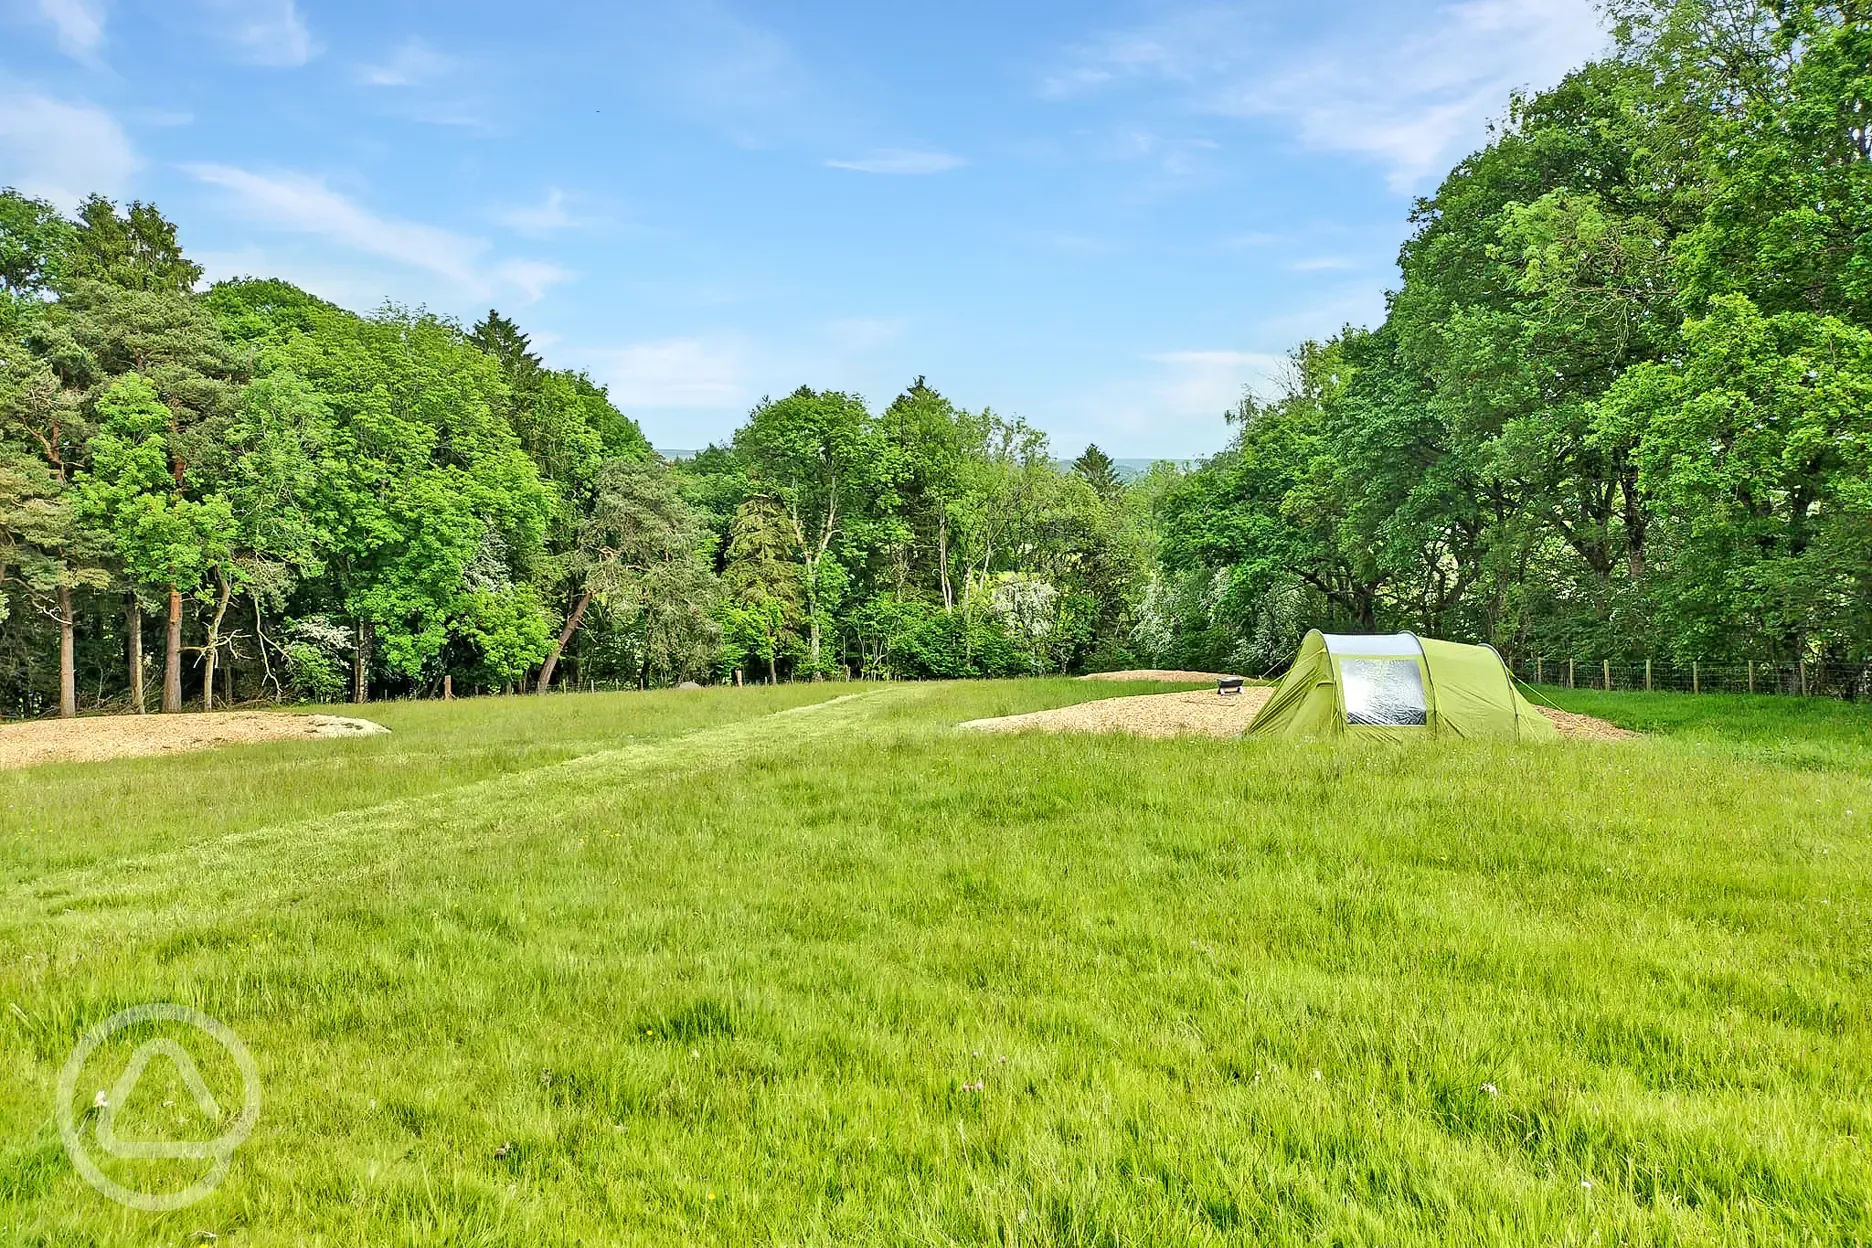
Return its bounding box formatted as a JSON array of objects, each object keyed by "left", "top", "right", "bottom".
[
  {"left": 1148, "top": 0, "right": 1872, "bottom": 675},
  {"left": 0, "top": 195, "right": 1153, "bottom": 715}
]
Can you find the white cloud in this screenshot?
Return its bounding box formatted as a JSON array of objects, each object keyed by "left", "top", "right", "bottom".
[
  {"left": 204, "top": 0, "right": 315, "bottom": 67},
  {"left": 185, "top": 163, "right": 566, "bottom": 302},
  {"left": 36, "top": 0, "right": 105, "bottom": 58},
  {"left": 187, "top": 164, "right": 480, "bottom": 283},
  {"left": 497, "top": 189, "right": 584, "bottom": 235},
  {"left": 1046, "top": 0, "right": 1607, "bottom": 191},
  {"left": 1055, "top": 347, "right": 1291, "bottom": 453},
  {"left": 1290, "top": 255, "right": 1358, "bottom": 272},
  {"left": 359, "top": 36, "right": 454, "bottom": 87},
  {"left": 0, "top": 92, "right": 138, "bottom": 209},
  {"left": 825, "top": 149, "right": 966, "bottom": 175},
  {"left": 588, "top": 338, "right": 748, "bottom": 409},
  {"left": 492, "top": 259, "right": 574, "bottom": 304},
  {"left": 1057, "top": 283, "right": 1388, "bottom": 456},
  {"left": 1145, "top": 349, "right": 1289, "bottom": 413}
]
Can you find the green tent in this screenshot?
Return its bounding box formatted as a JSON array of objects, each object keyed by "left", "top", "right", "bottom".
[{"left": 1247, "top": 631, "right": 1556, "bottom": 742}]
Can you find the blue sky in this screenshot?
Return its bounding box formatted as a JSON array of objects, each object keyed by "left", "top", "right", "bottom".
[{"left": 0, "top": 0, "right": 1607, "bottom": 457}]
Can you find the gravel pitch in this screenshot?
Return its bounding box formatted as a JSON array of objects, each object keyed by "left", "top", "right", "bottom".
[
  {"left": 0, "top": 711, "right": 390, "bottom": 770},
  {"left": 961, "top": 689, "right": 1629, "bottom": 740},
  {"left": 962, "top": 688, "right": 1276, "bottom": 738}
]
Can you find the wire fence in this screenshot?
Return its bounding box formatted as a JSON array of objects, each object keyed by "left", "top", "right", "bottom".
[{"left": 1506, "top": 657, "right": 1872, "bottom": 701}]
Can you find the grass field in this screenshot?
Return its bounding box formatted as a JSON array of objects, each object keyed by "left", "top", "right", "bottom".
[{"left": 2, "top": 680, "right": 1868, "bottom": 1245}]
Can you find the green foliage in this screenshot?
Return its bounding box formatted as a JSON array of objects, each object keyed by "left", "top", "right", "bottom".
[
  {"left": 456, "top": 582, "right": 553, "bottom": 685},
  {"left": 719, "top": 495, "right": 804, "bottom": 681},
  {"left": 1601, "top": 295, "right": 1872, "bottom": 658},
  {"left": 1071, "top": 441, "right": 1123, "bottom": 500},
  {"left": 0, "top": 189, "right": 74, "bottom": 301},
  {"left": 1157, "top": 0, "right": 1872, "bottom": 669},
  {"left": 76, "top": 374, "right": 232, "bottom": 596},
  {"left": 63, "top": 195, "right": 204, "bottom": 295}
]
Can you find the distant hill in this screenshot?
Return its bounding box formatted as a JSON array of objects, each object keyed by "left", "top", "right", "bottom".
[
  {"left": 1109, "top": 458, "right": 1198, "bottom": 481},
  {"left": 1053, "top": 457, "right": 1200, "bottom": 481}
]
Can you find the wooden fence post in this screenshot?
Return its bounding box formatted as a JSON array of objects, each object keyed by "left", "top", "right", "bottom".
[
  {"left": 1747, "top": 660, "right": 1754, "bottom": 694},
  {"left": 1799, "top": 658, "right": 1807, "bottom": 696},
  {"left": 1645, "top": 658, "right": 1652, "bottom": 691},
  {"left": 1568, "top": 659, "right": 1575, "bottom": 689},
  {"left": 1536, "top": 657, "right": 1543, "bottom": 685},
  {"left": 1692, "top": 661, "right": 1699, "bottom": 694},
  {"left": 1603, "top": 659, "right": 1611, "bottom": 691}
]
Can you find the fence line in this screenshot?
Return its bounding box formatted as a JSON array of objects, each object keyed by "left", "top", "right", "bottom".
[{"left": 1508, "top": 657, "right": 1872, "bottom": 701}]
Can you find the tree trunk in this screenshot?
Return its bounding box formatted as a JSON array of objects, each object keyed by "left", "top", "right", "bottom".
[
  {"left": 162, "top": 587, "right": 183, "bottom": 713},
  {"left": 253, "top": 594, "right": 283, "bottom": 701},
  {"left": 938, "top": 511, "right": 953, "bottom": 611},
  {"left": 201, "top": 572, "right": 232, "bottom": 710},
  {"left": 536, "top": 590, "right": 592, "bottom": 693},
  {"left": 127, "top": 596, "right": 144, "bottom": 713},
  {"left": 57, "top": 585, "right": 76, "bottom": 719},
  {"left": 1623, "top": 471, "right": 1648, "bottom": 580},
  {"left": 802, "top": 553, "right": 822, "bottom": 677},
  {"left": 353, "top": 619, "right": 370, "bottom": 703}
]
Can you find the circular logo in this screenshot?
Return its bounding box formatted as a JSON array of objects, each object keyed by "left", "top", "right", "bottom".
[{"left": 56, "top": 1003, "right": 262, "bottom": 1212}]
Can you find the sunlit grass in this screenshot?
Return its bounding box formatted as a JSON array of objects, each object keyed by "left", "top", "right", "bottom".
[{"left": 3, "top": 681, "right": 1868, "bottom": 1244}]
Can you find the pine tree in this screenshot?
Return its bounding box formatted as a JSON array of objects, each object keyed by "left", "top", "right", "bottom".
[
  {"left": 64, "top": 196, "right": 203, "bottom": 294},
  {"left": 1072, "top": 442, "right": 1122, "bottom": 501},
  {"left": 470, "top": 310, "right": 543, "bottom": 383}
]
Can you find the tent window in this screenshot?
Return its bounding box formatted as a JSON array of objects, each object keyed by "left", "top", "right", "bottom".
[{"left": 1341, "top": 659, "right": 1427, "bottom": 726}]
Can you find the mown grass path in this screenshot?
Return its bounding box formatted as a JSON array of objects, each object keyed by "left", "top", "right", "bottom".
[{"left": 2, "top": 681, "right": 1869, "bottom": 1245}]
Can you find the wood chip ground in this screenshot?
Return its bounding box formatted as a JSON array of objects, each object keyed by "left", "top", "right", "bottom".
[{"left": 0, "top": 711, "right": 390, "bottom": 770}]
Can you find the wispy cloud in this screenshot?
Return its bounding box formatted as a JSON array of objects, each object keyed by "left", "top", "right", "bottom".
[
  {"left": 0, "top": 91, "right": 138, "bottom": 209},
  {"left": 492, "top": 259, "right": 574, "bottom": 303},
  {"left": 497, "top": 189, "right": 589, "bottom": 235},
  {"left": 36, "top": 0, "right": 105, "bottom": 59},
  {"left": 203, "top": 0, "right": 315, "bottom": 67},
  {"left": 588, "top": 338, "right": 748, "bottom": 409},
  {"left": 1044, "top": 0, "right": 1606, "bottom": 191},
  {"left": 1102, "top": 127, "right": 1220, "bottom": 180},
  {"left": 825, "top": 148, "right": 965, "bottom": 175},
  {"left": 1146, "top": 349, "right": 1290, "bottom": 411},
  {"left": 358, "top": 36, "right": 454, "bottom": 87},
  {"left": 579, "top": 314, "right": 906, "bottom": 427},
  {"left": 623, "top": 1, "right": 815, "bottom": 147},
  {"left": 184, "top": 164, "right": 569, "bottom": 302},
  {"left": 1060, "top": 347, "right": 1291, "bottom": 453}
]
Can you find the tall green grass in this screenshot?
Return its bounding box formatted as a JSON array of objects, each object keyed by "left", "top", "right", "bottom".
[{"left": 2, "top": 681, "right": 1867, "bottom": 1244}]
